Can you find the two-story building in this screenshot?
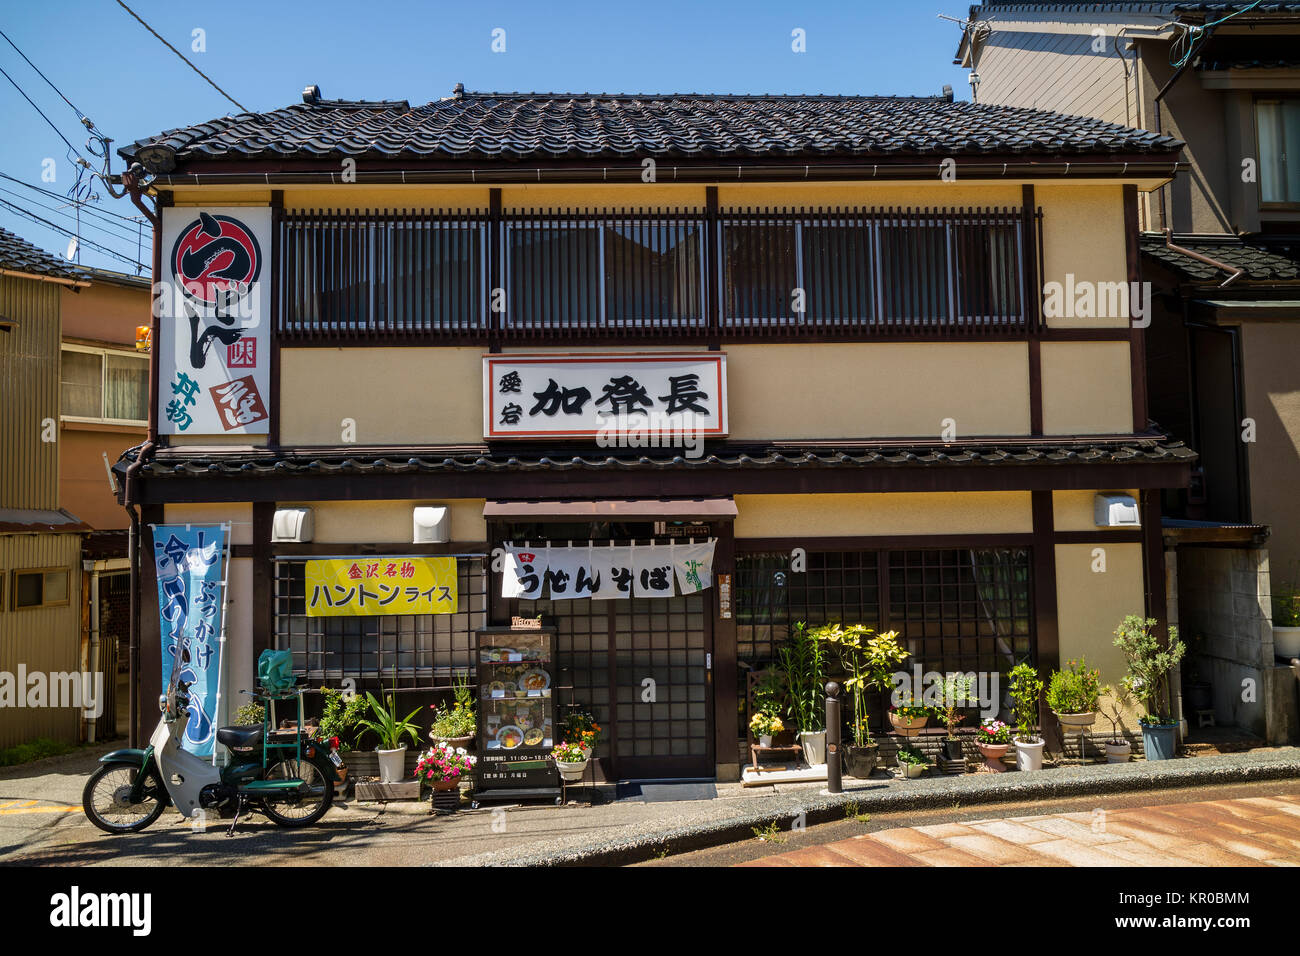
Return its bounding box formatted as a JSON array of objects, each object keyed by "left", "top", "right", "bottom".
[
  {"left": 956, "top": 0, "right": 1300, "bottom": 745},
  {"left": 115, "top": 87, "right": 1191, "bottom": 781}
]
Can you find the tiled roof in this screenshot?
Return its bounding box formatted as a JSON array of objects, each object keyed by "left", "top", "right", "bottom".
[
  {"left": 971, "top": 3, "right": 1300, "bottom": 14},
  {"left": 121, "top": 90, "right": 1182, "bottom": 165},
  {"left": 118, "top": 438, "right": 1196, "bottom": 479},
  {"left": 0, "top": 226, "right": 85, "bottom": 281},
  {"left": 0, "top": 508, "right": 90, "bottom": 534},
  {"left": 1140, "top": 233, "right": 1300, "bottom": 282}
]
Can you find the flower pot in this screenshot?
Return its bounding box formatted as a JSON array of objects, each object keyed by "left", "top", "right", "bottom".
[
  {"left": 758, "top": 734, "right": 773, "bottom": 749},
  {"left": 1104, "top": 739, "right": 1132, "bottom": 763},
  {"left": 975, "top": 740, "right": 1009, "bottom": 772},
  {"left": 889, "top": 713, "right": 927, "bottom": 736},
  {"left": 1014, "top": 737, "right": 1044, "bottom": 771},
  {"left": 431, "top": 734, "right": 474, "bottom": 752},
  {"left": 1054, "top": 711, "right": 1096, "bottom": 735},
  {"left": 799, "top": 730, "right": 827, "bottom": 766},
  {"left": 1141, "top": 722, "right": 1178, "bottom": 761},
  {"left": 430, "top": 777, "right": 460, "bottom": 791},
  {"left": 556, "top": 758, "right": 588, "bottom": 782},
  {"left": 898, "top": 761, "right": 925, "bottom": 779},
  {"left": 844, "top": 743, "right": 879, "bottom": 778},
  {"left": 377, "top": 745, "right": 408, "bottom": 783},
  {"left": 1274, "top": 626, "right": 1300, "bottom": 661},
  {"left": 940, "top": 738, "right": 963, "bottom": 761}
]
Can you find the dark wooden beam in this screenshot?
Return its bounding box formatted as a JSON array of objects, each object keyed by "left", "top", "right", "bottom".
[
  {"left": 1125, "top": 184, "right": 1149, "bottom": 432},
  {"left": 1031, "top": 489, "right": 1061, "bottom": 751}
]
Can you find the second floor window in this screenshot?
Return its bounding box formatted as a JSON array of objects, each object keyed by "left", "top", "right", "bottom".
[
  {"left": 1258, "top": 98, "right": 1300, "bottom": 205},
  {"left": 60, "top": 346, "right": 148, "bottom": 424}
]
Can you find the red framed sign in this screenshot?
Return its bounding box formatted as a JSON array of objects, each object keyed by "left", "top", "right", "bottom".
[{"left": 483, "top": 352, "right": 728, "bottom": 440}]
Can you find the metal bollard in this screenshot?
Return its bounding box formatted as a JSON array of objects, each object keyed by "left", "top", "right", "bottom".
[{"left": 825, "top": 681, "right": 841, "bottom": 794}]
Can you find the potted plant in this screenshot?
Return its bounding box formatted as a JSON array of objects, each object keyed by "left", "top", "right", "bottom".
[
  {"left": 1047, "top": 658, "right": 1101, "bottom": 736},
  {"left": 1113, "top": 615, "right": 1185, "bottom": 761},
  {"left": 895, "top": 744, "right": 928, "bottom": 779},
  {"left": 749, "top": 711, "right": 784, "bottom": 748},
  {"left": 889, "top": 693, "right": 929, "bottom": 736},
  {"left": 975, "top": 718, "right": 1011, "bottom": 772},
  {"left": 564, "top": 709, "right": 601, "bottom": 759},
  {"left": 1008, "top": 662, "right": 1044, "bottom": 771},
  {"left": 415, "top": 744, "right": 476, "bottom": 793},
  {"left": 551, "top": 740, "right": 589, "bottom": 781},
  {"left": 934, "top": 673, "right": 974, "bottom": 762},
  {"left": 823, "top": 625, "right": 909, "bottom": 778},
  {"left": 1272, "top": 578, "right": 1300, "bottom": 660},
  {"left": 429, "top": 670, "right": 476, "bottom": 751},
  {"left": 1098, "top": 681, "right": 1135, "bottom": 763},
  {"left": 356, "top": 685, "right": 423, "bottom": 783},
  {"left": 777, "top": 622, "right": 829, "bottom": 766},
  {"left": 316, "top": 685, "right": 366, "bottom": 788}
]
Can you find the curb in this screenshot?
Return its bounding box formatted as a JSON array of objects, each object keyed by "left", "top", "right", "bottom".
[{"left": 430, "top": 748, "right": 1300, "bottom": 867}]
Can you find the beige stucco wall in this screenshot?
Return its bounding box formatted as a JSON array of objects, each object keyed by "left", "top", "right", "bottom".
[
  {"left": 1052, "top": 488, "right": 1141, "bottom": 532},
  {"left": 734, "top": 492, "right": 1033, "bottom": 538},
  {"left": 1242, "top": 322, "right": 1300, "bottom": 580},
  {"left": 276, "top": 499, "right": 488, "bottom": 544},
  {"left": 279, "top": 347, "right": 483, "bottom": 445},
  {"left": 1040, "top": 340, "right": 1133, "bottom": 435},
  {"left": 1038, "top": 184, "right": 1131, "bottom": 330},
  {"left": 727, "top": 342, "right": 1031, "bottom": 440},
  {"left": 161, "top": 502, "right": 254, "bottom": 544},
  {"left": 1054, "top": 541, "right": 1146, "bottom": 684}
]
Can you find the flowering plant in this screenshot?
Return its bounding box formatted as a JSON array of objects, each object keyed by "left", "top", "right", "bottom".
[
  {"left": 976, "top": 719, "right": 1011, "bottom": 745},
  {"left": 749, "top": 711, "right": 783, "bottom": 737},
  {"left": 890, "top": 693, "right": 929, "bottom": 722},
  {"left": 551, "top": 741, "right": 589, "bottom": 763},
  {"left": 414, "top": 745, "right": 476, "bottom": 783},
  {"left": 564, "top": 710, "right": 601, "bottom": 752}
]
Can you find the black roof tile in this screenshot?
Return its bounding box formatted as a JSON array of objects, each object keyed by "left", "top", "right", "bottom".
[
  {"left": 121, "top": 90, "right": 1182, "bottom": 166},
  {"left": 1140, "top": 233, "right": 1300, "bottom": 282},
  {"left": 0, "top": 226, "right": 86, "bottom": 281}
]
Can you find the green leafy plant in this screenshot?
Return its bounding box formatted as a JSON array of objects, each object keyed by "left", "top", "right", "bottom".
[
  {"left": 843, "top": 801, "right": 871, "bottom": 824},
  {"left": 1113, "top": 615, "right": 1185, "bottom": 725},
  {"left": 895, "top": 745, "right": 928, "bottom": 766},
  {"left": 1046, "top": 658, "right": 1101, "bottom": 715},
  {"left": 750, "top": 669, "right": 787, "bottom": 721},
  {"left": 356, "top": 684, "right": 423, "bottom": 752},
  {"left": 820, "top": 624, "right": 909, "bottom": 746},
  {"left": 1008, "top": 662, "right": 1043, "bottom": 742},
  {"left": 890, "top": 692, "right": 930, "bottom": 722},
  {"left": 752, "top": 820, "right": 787, "bottom": 844},
  {"left": 315, "top": 686, "right": 366, "bottom": 753},
  {"left": 428, "top": 670, "right": 477, "bottom": 740},
  {"left": 234, "top": 700, "right": 265, "bottom": 727},
  {"left": 934, "top": 673, "right": 975, "bottom": 740},
  {"left": 776, "top": 621, "right": 828, "bottom": 734},
  {"left": 1273, "top": 581, "right": 1300, "bottom": 628}
]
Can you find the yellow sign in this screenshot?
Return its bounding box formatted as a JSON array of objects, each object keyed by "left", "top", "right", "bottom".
[{"left": 305, "top": 557, "right": 458, "bottom": 617}]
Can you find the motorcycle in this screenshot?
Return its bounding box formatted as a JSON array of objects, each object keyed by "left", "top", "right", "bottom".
[{"left": 83, "top": 652, "right": 338, "bottom": 836}]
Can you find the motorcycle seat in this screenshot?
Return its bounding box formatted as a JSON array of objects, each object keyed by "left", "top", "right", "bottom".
[{"left": 217, "top": 725, "right": 264, "bottom": 749}]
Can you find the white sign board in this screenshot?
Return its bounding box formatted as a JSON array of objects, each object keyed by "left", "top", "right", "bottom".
[
  {"left": 158, "top": 206, "right": 271, "bottom": 435},
  {"left": 484, "top": 352, "right": 727, "bottom": 440}
]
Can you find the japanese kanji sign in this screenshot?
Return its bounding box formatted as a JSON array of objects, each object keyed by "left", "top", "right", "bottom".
[
  {"left": 153, "top": 523, "right": 227, "bottom": 758},
  {"left": 500, "top": 543, "right": 715, "bottom": 600},
  {"left": 304, "top": 557, "right": 459, "bottom": 617},
  {"left": 484, "top": 353, "right": 727, "bottom": 440},
  {"left": 158, "top": 207, "right": 271, "bottom": 435}
]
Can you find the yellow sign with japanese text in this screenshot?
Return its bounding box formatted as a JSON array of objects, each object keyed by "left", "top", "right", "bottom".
[{"left": 304, "top": 557, "right": 458, "bottom": 617}]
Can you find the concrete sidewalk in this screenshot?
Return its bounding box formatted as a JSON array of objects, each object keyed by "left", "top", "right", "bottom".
[{"left": 429, "top": 747, "right": 1300, "bottom": 866}]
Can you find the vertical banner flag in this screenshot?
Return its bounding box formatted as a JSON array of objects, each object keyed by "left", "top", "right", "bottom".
[
  {"left": 673, "top": 540, "right": 717, "bottom": 594},
  {"left": 153, "top": 524, "right": 226, "bottom": 757},
  {"left": 159, "top": 206, "right": 272, "bottom": 435}
]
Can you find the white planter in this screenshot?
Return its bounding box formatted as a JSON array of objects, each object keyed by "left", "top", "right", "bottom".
[
  {"left": 758, "top": 734, "right": 773, "bottom": 748},
  {"left": 377, "top": 745, "right": 407, "bottom": 784},
  {"left": 1275, "top": 626, "right": 1300, "bottom": 661},
  {"left": 799, "top": 730, "right": 827, "bottom": 766},
  {"left": 556, "top": 759, "right": 588, "bottom": 782},
  {"left": 898, "top": 762, "right": 925, "bottom": 779},
  {"left": 1014, "top": 737, "right": 1044, "bottom": 771},
  {"left": 1104, "top": 740, "right": 1132, "bottom": 763},
  {"left": 1055, "top": 711, "right": 1096, "bottom": 734}
]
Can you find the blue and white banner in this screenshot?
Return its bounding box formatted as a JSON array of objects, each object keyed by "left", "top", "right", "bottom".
[{"left": 153, "top": 524, "right": 226, "bottom": 757}]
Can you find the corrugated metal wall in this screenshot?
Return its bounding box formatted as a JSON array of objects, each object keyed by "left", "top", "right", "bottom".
[
  {"left": 0, "top": 274, "right": 61, "bottom": 509},
  {"left": 0, "top": 532, "right": 84, "bottom": 748}
]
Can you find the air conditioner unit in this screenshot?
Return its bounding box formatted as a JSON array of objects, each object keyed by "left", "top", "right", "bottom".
[
  {"left": 271, "top": 507, "right": 314, "bottom": 543},
  {"left": 413, "top": 506, "right": 450, "bottom": 544},
  {"left": 1094, "top": 494, "right": 1141, "bottom": 528}
]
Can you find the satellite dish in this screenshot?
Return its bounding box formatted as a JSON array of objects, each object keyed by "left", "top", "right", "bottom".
[{"left": 65, "top": 238, "right": 78, "bottom": 261}]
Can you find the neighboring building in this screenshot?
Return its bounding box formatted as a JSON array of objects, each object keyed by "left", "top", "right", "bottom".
[
  {"left": 116, "top": 87, "right": 1190, "bottom": 781},
  {"left": 957, "top": 2, "right": 1300, "bottom": 743}
]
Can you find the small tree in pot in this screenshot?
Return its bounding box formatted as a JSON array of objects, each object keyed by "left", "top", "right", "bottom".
[
  {"left": 1098, "top": 681, "right": 1136, "bottom": 763},
  {"left": 1113, "top": 615, "right": 1185, "bottom": 760},
  {"left": 933, "top": 673, "right": 975, "bottom": 765},
  {"left": 1008, "top": 662, "right": 1045, "bottom": 771},
  {"left": 822, "top": 625, "right": 909, "bottom": 778},
  {"left": 777, "top": 622, "right": 829, "bottom": 766},
  {"left": 1047, "top": 658, "right": 1101, "bottom": 736}
]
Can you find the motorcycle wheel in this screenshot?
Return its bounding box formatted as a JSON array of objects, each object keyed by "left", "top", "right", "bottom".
[
  {"left": 82, "top": 764, "right": 166, "bottom": 834},
  {"left": 259, "top": 756, "right": 334, "bottom": 828}
]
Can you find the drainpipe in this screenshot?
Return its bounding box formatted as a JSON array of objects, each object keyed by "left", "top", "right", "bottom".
[
  {"left": 121, "top": 165, "right": 160, "bottom": 749},
  {"left": 85, "top": 562, "right": 100, "bottom": 744},
  {"left": 1164, "top": 228, "right": 1245, "bottom": 288}
]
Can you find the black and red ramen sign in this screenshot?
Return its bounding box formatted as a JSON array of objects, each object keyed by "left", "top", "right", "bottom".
[{"left": 169, "top": 211, "right": 263, "bottom": 307}]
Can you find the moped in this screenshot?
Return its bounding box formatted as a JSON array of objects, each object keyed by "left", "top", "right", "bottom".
[{"left": 83, "top": 646, "right": 338, "bottom": 835}]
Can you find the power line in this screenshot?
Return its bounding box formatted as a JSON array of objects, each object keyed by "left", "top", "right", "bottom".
[
  {"left": 0, "top": 61, "right": 83, "bottom": 157},
  {"left": 0, "top": 196, "right": 146, "bottom": 270},
  {"left": 0, "top": 185, "right": 143, "bottom": 244},
  {"left": 115, "top": 0, "right": 248, "bottom": 112},
  {"left": 0, "top": 172, "right": 150, "bottom": 226},
  {"left": 0, "top": 27, "right": 89, "bottom": 123}
]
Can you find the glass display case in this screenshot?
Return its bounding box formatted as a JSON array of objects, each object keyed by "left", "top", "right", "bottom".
[{"left": 471, "top": 626, "right": 561, "bottom": 805}]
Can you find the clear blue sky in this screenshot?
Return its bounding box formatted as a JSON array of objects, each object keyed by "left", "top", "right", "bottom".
[{"left": 0, "top": 1, "right": 973, "bottom": 273}]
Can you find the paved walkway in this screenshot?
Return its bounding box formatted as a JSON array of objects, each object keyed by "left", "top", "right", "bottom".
[{"left": 739, "top": 793, "right": 1300, "bottom": 867}]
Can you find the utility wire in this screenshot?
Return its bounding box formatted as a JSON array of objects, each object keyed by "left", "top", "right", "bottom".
[
  {"left": 115, "top": 0, "right": 248, "bottom": 112},
  {"left": 0, "top": 27, "right": 89, "bottom": 122},
  {"left": 0, "top": 62, "right": 83, "bottom": 157},
  {"left": 0, "top": 172, "right": 150, "bottom": 226},
  {"left": 0, "top": 197, "right": 146, "bottom": 270},
  {"left": 0, "top": 185, "right": 143, "bottom": 243}
]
